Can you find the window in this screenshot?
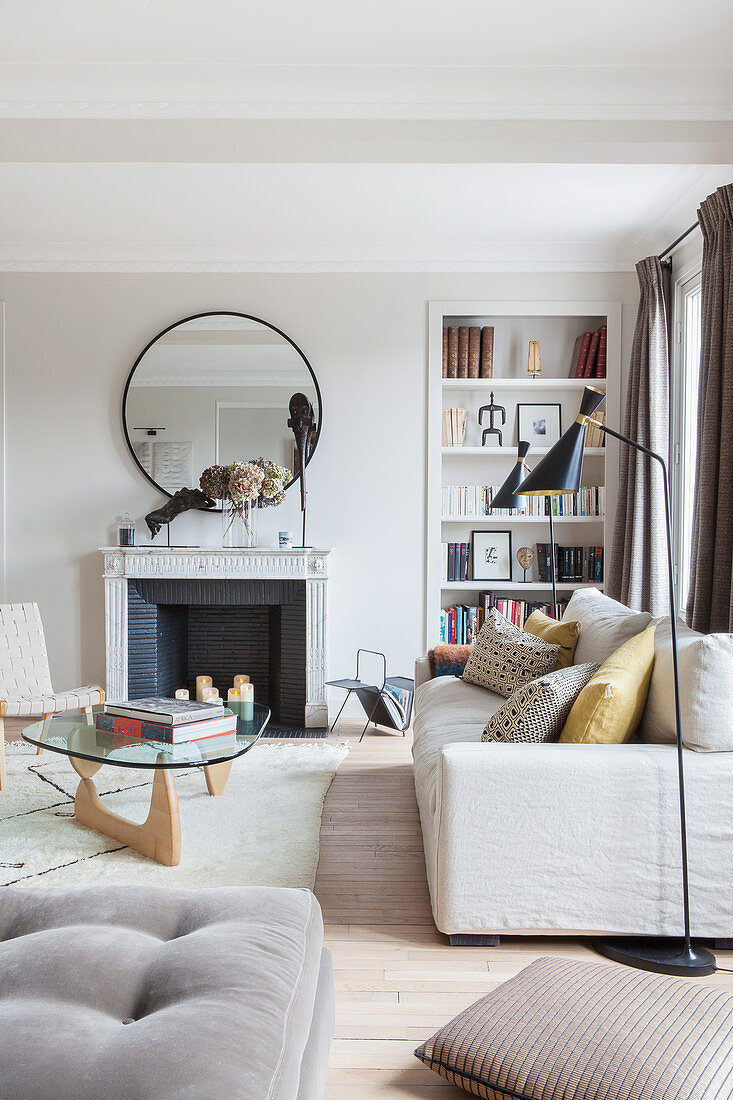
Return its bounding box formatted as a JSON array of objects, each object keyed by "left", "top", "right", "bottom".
[{"left": 672, "top": 271, "right": 702, "bottom": 611}]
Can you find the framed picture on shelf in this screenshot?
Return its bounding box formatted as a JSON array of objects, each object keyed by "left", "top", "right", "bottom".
[
  {"left": 517, "top": 403, "right": 562, "bottom": 447},
  {"left": 471, "top": 529, "right": 513, "bottom": 582}
]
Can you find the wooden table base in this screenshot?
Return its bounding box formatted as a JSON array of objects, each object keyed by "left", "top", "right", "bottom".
[{"left": 70, "top": 755, "right": 234, "bottom": 867}]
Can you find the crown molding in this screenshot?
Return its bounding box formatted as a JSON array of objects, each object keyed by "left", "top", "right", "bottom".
[{"left": 0, "top": 258, "right": 636, "bottom": 273}]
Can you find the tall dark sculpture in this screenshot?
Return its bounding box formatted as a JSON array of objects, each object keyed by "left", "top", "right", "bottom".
[
  {"left": 287, "top": 392, "right": 315, "bottom": 547},
  {"left": 145, "top": 487, "right": 216, "bottom": 540},
  {"left": 478, "top": 391, "right": 506, "bottom": 446}
]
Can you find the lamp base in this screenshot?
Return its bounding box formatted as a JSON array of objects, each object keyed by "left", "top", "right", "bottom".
[{"left": 592, "top": 937, "right": 716, "bottom": 977}]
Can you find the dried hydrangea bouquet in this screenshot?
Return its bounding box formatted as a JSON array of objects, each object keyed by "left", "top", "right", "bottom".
[{"left": 200, "top": 459, "right": 292, "bottom": 547}]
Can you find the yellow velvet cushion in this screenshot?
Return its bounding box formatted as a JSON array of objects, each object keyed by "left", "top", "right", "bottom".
[
  {"left": 560, "top": 623, "right": 656, "bottom": 745},
  {"left": 523, "top": 611, "right": 579, "bottom": 670}
]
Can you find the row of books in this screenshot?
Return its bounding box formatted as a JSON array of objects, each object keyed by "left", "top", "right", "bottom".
[
  {"left": 442, "top": 485, "right": 605, "bottom": 518},
  {"left": 442, "top": 325, "right": 494, "bottom": 378},
  {"left": 439, "top": 595, "right": 569, "bottom": 644},
  {"left": 442, "top": 407, "right": 468, "bottom": 446},
  {"left": 98, "top": 696, "right": 236, "bottom": 744},
  {"left": 536, "top": 543, "right": 604, "bottom": 583},
  {"left": 443, "top": 541, "right": 471, "bottom": 582},
  {"left": 584, "top": 411, "right": 606, "bottom": 448},
  {"left": 569, "top": 326, "right": 607, "bottom": 378}
]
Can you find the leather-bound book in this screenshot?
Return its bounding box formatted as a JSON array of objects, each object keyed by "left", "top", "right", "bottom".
[
  {"left": 442, "top": 327, "right": 449, "bottom": 377},
  {"left": 583, "top": 329, "right": 600, "bottom": 378},
  {"left": 568, "top": 334, "right": 582, "bottom": 378},
  {"left": 457, "top": 326, "right": 469, "bottom": 378},
  {"left": 574, "top": 331, "right": 592, "bottom": 377},
  {"left": 446, "top": 326, "right": 459, "bottom": 378},
  {"left": 480, "top": 326, "right": 494, "bottom": 378},
  {"left": 468, "top": 326, "right": 481, "bottom": 378},
  {"left": 595, "top": 325, "right": 607, "bottom": 377}
]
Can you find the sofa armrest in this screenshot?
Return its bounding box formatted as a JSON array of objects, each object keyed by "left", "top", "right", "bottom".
[
  {"left": 414, "top": 656, "right": 433, "bottom": 692},
  {"left": 430, "top": 740, "right": 733, "bottom": 937}
]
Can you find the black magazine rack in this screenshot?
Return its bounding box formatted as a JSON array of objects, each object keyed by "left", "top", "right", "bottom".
[{"left": 327, "top": 650, "right": 415, "bottom": 742}]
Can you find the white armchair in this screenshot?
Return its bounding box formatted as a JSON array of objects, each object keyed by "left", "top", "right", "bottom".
[{"left": 0, "top": 602, "right": 105, "bottom": 789}]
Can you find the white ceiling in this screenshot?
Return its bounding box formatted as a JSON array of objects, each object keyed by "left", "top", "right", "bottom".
[{"left": 1, "top": 1, "right": 731, "bottom": 270}]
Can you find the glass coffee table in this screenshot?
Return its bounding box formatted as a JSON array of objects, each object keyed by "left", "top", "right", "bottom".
[{"left": 22, "top": 704, "right": 270, "bottom": 867}]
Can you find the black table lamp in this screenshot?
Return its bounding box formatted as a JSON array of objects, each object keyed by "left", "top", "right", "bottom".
[
  {"left": 490, "top": 439, "right": 558, "bottom": 615},
  {"left": 519, "top": 384, "right": 715, "bottom": 977}
]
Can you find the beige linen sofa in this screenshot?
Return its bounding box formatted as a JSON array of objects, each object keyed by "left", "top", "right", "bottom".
[{"left": 413, "top": 590, "right": 733, "bottom": 944}]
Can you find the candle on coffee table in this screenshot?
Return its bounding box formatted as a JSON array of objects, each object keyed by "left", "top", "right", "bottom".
[
  {"left": 175, "top": 688, "right": 189, "bottom": 701},
  {"left": 196, "top": 675, "right": 212, "bottom": 702}
]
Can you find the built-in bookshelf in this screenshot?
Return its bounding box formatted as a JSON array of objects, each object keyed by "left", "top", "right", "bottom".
[{"left": 425, "top": 300, "right": 622, "bottom": 648}]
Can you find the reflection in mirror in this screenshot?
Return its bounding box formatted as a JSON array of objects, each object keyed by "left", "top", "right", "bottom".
[{"left": 124, "top": 314, "right": 320, "bottom": 497}]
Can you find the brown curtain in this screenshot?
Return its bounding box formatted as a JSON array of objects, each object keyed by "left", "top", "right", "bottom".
[
  {"left": 607, "top": 256, "right": 671, "bottom": 615},
  {"left": 687, "top": 184, "right": 733, "bottom": 632}
]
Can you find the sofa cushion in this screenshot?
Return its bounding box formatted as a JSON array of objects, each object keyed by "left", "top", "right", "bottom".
[
  {"left": 0, "top": 885, "right": 328, "bottom": 1100},
  {"left": 482, "top": 662, "right": 598, "bottom": 743},
  {"left": 414, "top": 955, "right": 733, "bottom": 1099},
  {"left": 463, "top": 609, "right": 559, "bottom": 697},
  {"left": 562, "top": 588, "right": 652, "bottom": 665},
  {"left": 679, "top": 634, "right": 733, "bottom": 751},
  {"left": 560, "top": 624, "right": 656, "bottom": 745},
  {"left": 523, "top": 610, "right": 579, "bottom": 669},
  {"left": 413, "top": 676, "right": 504, "bottom": 817}
]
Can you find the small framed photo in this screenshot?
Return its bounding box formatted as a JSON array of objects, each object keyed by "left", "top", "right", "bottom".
[
  {"left": 517, "top": 403, "right": 562, "bottom": 447},
  {"left": 471, "top": 529, "right": 513, "bottom": 582}
]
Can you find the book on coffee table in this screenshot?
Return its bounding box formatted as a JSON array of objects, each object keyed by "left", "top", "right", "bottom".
[
  {"left": 104, "top": 696, "right": 226, "bottom": 725},
  {"left": 96, "top": 711, "right": 237, "bottom": 744}
]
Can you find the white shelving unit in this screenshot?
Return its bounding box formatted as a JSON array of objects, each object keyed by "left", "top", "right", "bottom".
[{"left": 425, "top": 300, "right": 622, "bottom": 649}]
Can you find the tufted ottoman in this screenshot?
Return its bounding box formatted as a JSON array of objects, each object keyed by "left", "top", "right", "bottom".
[{"left": 0, "top": 885, "right": 334, "bottom": 1100}]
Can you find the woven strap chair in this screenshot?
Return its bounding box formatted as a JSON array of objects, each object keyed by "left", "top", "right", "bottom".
[{"left": 0, "top": 602, "right": 105, "bottom": 790}]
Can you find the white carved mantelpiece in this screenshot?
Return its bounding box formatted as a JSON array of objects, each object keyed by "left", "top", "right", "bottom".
[{"left": 100, "top": 547, "right": 330, "bottom": 727}]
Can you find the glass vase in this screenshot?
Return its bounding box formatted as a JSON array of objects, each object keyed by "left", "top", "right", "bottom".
[{"left": 221, "top": 498, "right": 258, "bottom": 548}]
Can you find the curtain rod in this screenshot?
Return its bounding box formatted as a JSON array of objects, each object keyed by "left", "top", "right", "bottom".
[{"left": 659, "top": 221, "right": 699, "bottom": 261}]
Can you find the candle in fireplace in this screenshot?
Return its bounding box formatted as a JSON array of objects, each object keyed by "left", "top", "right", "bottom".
[
  {"left": 196, "top": 675, "right": 212, "bottom": 702},
  {"left": 203, "top": 686, "right": 220, "bottom": 704},
  {"left": 175, "top": 688, "right": 189, "bottom": 701},
  {"left": 233, "top": 674, "right": 250, "bottom": 689},
  {"left": 240, "top": 681, "right": 254, "bottom": 720}
]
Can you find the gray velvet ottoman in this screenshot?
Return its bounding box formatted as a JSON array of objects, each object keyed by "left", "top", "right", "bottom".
[{"left": 0, "top": 885, "right": 334, "bottom": 1100}]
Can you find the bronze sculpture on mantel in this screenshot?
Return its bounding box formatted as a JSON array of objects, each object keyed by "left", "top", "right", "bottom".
[
  {"left": 287, "top": 392, "right": 315, "bottom": 548},
  {"left": 145, "top": 488, "right": 216, "bottom": 541}
]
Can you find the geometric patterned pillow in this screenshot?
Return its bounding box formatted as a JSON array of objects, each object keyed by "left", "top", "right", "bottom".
[
  {"left": 462, "top": 608, "right": 560, "bottom": 697},
  {"left": 414, "top": 955, "right": 733, "bottom": 1100},
  {"left": 481, "top": 662, "right": 599, "bottom": 743}
]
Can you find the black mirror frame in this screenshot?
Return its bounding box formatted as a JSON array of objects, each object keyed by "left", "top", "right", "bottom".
[{"left": 122, "top": 310, "right": 323, "bottom": 502}]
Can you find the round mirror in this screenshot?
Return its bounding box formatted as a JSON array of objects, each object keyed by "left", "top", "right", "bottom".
[{"left": 123, "top": 311, "right": 321, "bottom": 499}]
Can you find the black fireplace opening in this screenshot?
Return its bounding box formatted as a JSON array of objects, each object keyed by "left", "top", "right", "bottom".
[{"left": 127, "top": 579, "right": 306, "bottom": 727}]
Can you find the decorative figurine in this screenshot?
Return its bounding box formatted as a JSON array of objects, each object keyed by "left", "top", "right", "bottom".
[
  {"left": 287, "top": 392, "right": 315, "bottom": 547},
  {"left": 528, "top": 341, "right": 541, "bottom": 379},
  {"left": 478, "top": 391, "right": 506, "bottom": 446},
  {"left": 145, "top": 487, "right": 216, "bottom": 539},
  {"left": 516, "top": 546, "right": 535, "bottom": 582}
]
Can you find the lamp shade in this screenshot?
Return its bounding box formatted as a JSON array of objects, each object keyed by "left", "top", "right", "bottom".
[
  {"left": 490, "top": 441, "right": 531, "bottom": 510},
  {"left": 519, "top": 386, "right": 606, "bottom": 495}
]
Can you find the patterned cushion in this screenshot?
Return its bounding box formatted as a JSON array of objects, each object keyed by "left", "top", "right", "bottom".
[
  {"left": 414, "top": 955, "right": 733, "bottom": 1100},
  {"left": 463, "top": 609, "right": 559, "bottom": 697},
  {"left": 481, "top": 663, "right": 598, "bottom": 743}
]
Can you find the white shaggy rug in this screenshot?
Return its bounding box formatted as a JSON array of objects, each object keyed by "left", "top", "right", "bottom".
[{"left": 0, "top": 741, "right": 347, "bottom": 889}]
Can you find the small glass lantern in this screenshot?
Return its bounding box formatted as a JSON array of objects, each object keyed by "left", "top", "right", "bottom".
[{"left": 118, "top": 513, "right": 135, "bottom": 546}]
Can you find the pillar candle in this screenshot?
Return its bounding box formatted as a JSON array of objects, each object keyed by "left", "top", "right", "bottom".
[
  {"left": 203, "top": 687, "right": 220, "bottom": 704},
  {"left": 233, "top": 674, "right": 250, "bottom": 689},
  {"left": 227, "top": 687, "right": 241, "bottom": 718},
  {"left": 196, "top": 675, "right": 212, "bottom": 702},
  {"left": 175, "top": 688, "right": 189, "bottom": 701},
  {"left": 240, "top": 681, "right": 254, "bottom": 720}
]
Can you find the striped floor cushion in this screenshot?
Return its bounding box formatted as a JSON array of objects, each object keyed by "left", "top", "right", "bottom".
[{"left": 414, "top": 956, "right": 733, "bottom": 1099}]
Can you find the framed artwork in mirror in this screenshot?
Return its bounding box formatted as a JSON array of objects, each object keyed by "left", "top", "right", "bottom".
[{"left": 122, "top": 311, "right": 322, "bottom": 505}]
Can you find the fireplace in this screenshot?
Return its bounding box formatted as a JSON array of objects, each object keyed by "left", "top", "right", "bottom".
[{"left": 101, "top": 548, "right": 330, "bottom": 727}]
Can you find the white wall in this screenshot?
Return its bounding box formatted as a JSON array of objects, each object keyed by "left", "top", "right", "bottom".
[{"left": 0, "top": 270, "right": 638, "bottom": 712}]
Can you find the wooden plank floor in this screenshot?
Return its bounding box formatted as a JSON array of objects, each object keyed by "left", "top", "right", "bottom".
[
  {"left": 315, "top": 723, "right": 733, "bottom": 1099},
  {"left": 5, "top": 717, "right": 732, "bottom": 1098}
]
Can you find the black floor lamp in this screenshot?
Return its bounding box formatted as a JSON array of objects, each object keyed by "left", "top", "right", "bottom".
[
  {"left": 490, "top": 439, "right": 558, "bottom": 615},
  {"left": 516, "top": 384, "right": 715, "bottom": 977}
]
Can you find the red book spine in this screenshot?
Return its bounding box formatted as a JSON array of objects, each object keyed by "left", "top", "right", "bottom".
[
  {"left": 583, "top": 330, "right": 600, "bottom": 378},
  {"left": 575, "top": 332, "right": 592, "bottom": 377}
]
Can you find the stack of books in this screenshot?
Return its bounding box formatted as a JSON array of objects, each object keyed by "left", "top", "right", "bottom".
[
  {"left": 569, "top": 326, "right": 607, "bottom": 378},
  {"left": 536, "top": 544, "right": 603, "bottom": 583},
  {"left": 439, "top": 594, "right": 570, "bottom": 643},
  {"left": 442, "top": 325, "right": 494, "bottom": 378},
  {"left": 584, "top": 411, "right": 606, "bottom": 447},
  {"left": 441, "top": 408, "right": 468, "bottom": 446},
  {"left": 442, "top": 485, "right": 605, "bottom": 518},
  {"left": 97, "top": 697, "right": 238, "bottom": 744}
]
